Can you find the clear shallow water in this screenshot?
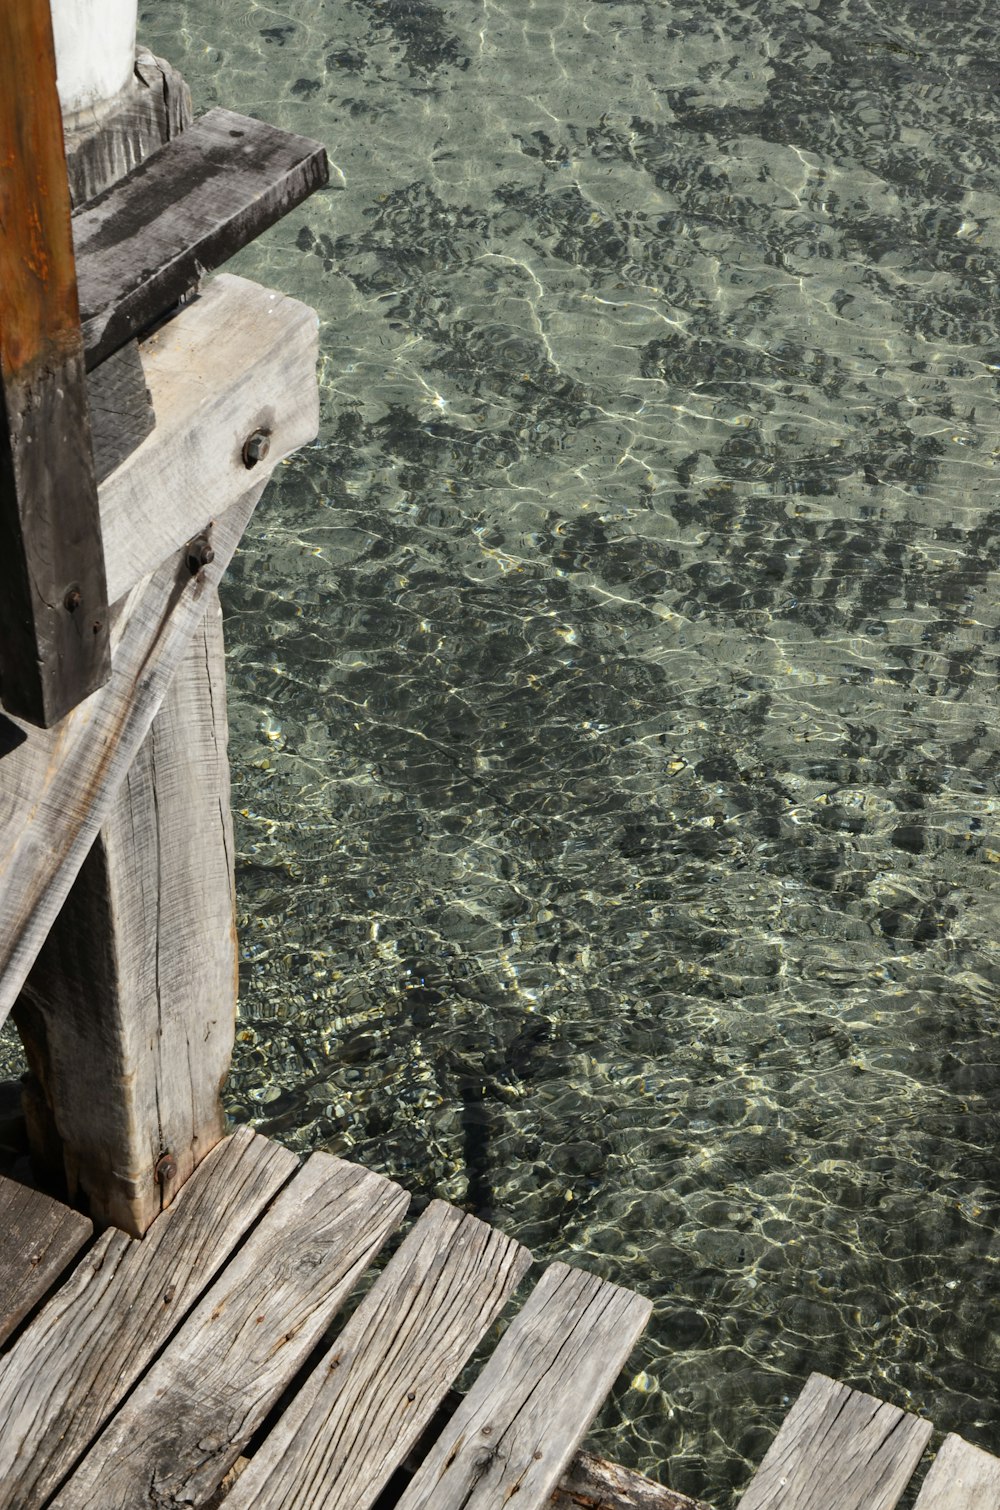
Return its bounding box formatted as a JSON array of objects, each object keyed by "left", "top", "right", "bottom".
[{"left": 4, "top": 0, "right": 1000, "bottom": 1501}]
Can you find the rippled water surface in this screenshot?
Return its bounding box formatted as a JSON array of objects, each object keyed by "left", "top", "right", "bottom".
[{"left": 11, "top": 0, "right": 1000, "bottom": 1501}]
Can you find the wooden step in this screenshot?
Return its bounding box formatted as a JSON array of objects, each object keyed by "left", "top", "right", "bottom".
[
  {"left": 912, "top": 1433, "right": 1000, "bottom": 1509},
  {"left": 396, "top": 1260, "right": 653, "bottom": 1510},
  {"left": 224, "top": 1200, "right": 532, "bottom": 1510},
  {"left": 51, "top": 1153, "right": 408, "bottom": 1509},
  {"left": 735, "top": 1372, "right": 933, "bottom": 1510}
]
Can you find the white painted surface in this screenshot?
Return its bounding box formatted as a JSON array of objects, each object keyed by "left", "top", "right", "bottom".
[{"left": 50, "top": 0, "right": 137, "bottom": 116}]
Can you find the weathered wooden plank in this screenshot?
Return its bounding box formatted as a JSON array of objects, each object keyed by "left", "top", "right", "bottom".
[
  {"left": 75, "top": 106, "right": 329, "bottom": 369},
  {"left": 99, "top": 273, "right": 319, "bottom": 603},
  {"left": 0, "top": 1176, "right": 92, "bottom": 1349},
  {"left": 735, "top": 1373, "right": 933, "bottom": 1510},
  {"left": 912, "top": 1433, "right": 1000, "bottom": 1510},
  {"left": 225, "top": 1200, "right": 533, "bottom": 1510},
  {"left": 0, "top": 0, "right": 109, "bottom": 727},
  {"left": 552, "top": 1452, "right": 713, "bottom": 1510},
  {"left": 0, "top": 276, "right": 319, "bottom": 1025},
  {"left": 86, "top": 339, "right": 154, "bottom": 484},
  {"left": 396, "top": 1262, "right": 653, "bottom": 1510},
  {"left": 0, "top": 1127, "right": 297, "bottom": 1509},
  {"left": 65, "top": 49, "right": 193, "bottom": 207},
  {"left": 14, "top": 593, "right": 237, "bottom": 1235},
  {"left": 52, "top": 1154, "right": 410, "bottom": 1509},
  {"left": 0, "top": 478, "right": 261, "bottom": 1025}
]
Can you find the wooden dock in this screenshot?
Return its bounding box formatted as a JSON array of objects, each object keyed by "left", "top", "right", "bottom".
[
  {"left": 3, "top": 1136, "right": 999, "bottom": 1510},
  {"left": 0, "top": 1126, "right": 700, "bottom": 1510}
]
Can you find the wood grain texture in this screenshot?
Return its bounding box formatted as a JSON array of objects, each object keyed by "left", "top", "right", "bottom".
[
  {"left": 0, "top": 0, "right": 109, "bottom": 727},
  {"left": 86, "top": 339, "right": 155, "bottom": 485},
  {"left": 65, "top": 49, "right": 193, "bottom": 207},
  {"left": 912, "top": 1434, "right": 1000, "bottom": 1510},
  {"left": 225, "top": 1200, "right": 533, "bottom": 1510},
  {"left": 0, "top": 479, "right": 263, "bottom": 1026},
  {"left": 75, "top": 106, "right": 329, "bottom": 368},
  {"left": 99, "top": 273, "right": 319, "bottom": 603},
  {"left": 14, "top": 593, "right": 237, "bottom": 1236},
  {"left": 0, "top": 1176, "right": 92, "bottom": 1349},
  {"left": 0, "top": 274, "right": 319, "bottom": 1026},
  {"left": 552, "top": 1452, "right": 713, "bottom": 1510},
  {"left": 52, "top": 1154, "right": 410, "bottom": 1509},
  {"left": 735, "top": 1373, "right": 933, "bottom": 1510},
  {"left": 0, "top": 1127, "right": 297, "bottom": 1509},
  {"left": 395, "top": 1261, "right": 652, "bottom": 1510}
]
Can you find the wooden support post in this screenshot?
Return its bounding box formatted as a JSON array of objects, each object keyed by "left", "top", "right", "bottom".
[
  {"left": 14, "top": 592, "right": 237, "bottom": 1235},
  {"left": 0, "top": 0, "right": 110, "bottom": 728}
]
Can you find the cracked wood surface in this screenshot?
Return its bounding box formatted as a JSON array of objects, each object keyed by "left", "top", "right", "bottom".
[
  {"left": 225, "top": 1200, "right": 533, "bottom": 1510},
  {"left": 0, "top": 274, "right": 318, "bottom": 1031},
  {"left": 0, "top": 1176, "right": 92, "bottom": 1349},
  {"left": 0, "top": 1128, "right": 296, "bottom": 1509},
  {"left": 395, "top": 1260, "right": 653, "bottom": 1510},
  {"left": 14, "top": 591, "right": 236, "bottom": 1235},
  {"left": 734, "top": 1372, "right": 933, "bottom": 1510},
  {"left": 911, "top": 1433, "right": 1000, "bottom": 1510},
  {"left": 52, "top": 1154, "right": 410, "bottom": 1510}
]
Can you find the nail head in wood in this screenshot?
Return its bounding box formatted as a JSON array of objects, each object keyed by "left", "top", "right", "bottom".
[
  {"left": 242, "top": 429, "right": 271, "bottom": 468},
  {"left": 156, "top": 1153, "right": 178, "bottom": 1185}
]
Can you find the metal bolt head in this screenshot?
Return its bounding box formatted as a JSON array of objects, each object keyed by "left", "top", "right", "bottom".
[
  {"left": 155, "top": 1153, "right": 178, "bottom": 1185},
  {"left": 64, "top": 586, "right": 82, "bottom": 613},
  {"left": 242, "top": 429, "right": 271, "bottom": 468},
  {"left": 186, "top": 533, "right": 215, "bottom": 576}
]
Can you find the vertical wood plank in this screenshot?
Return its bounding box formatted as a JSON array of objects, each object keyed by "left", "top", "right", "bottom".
[
  {"left": 14, "top": 590, "right": 238, "bottom": 1235},
  {"left": 0, "top": 0, "right": 109, "bottom": 727}
]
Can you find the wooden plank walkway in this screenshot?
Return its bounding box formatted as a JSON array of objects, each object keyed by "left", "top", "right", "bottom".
[
  {"left": 735, "top": 1371, "right": 1000, "bottom": 1510},
  {"left": 0, "top": 1127, "right": 676, "bottom": 1510},
  {"left": 4, "top": 1141, "right": 999, "bottom": 1510}
]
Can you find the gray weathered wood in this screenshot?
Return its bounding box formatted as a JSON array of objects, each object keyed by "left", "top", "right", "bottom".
[
  {"left": 65, "top": 49, "right": 193, "bottom": 207},
  {"left": 552, "top": 1452, "right": 712, "bottom": 1510},
  {"left": 0, "top": 0, "right": 110, "bottom": 728},
  {"left": 0, "top": 1127, "right": 296, "bottom": 1509},
  {"left": 75, "top": 106, "right": 329, "bottom": 369},
  {"left": 225, "top": 1200, "right": 533, "bottom": 1510},
  {"left": 912, "top": 1433, "right": 1000, "bottom": 1509},
  {"left": 396, "top": 1261, "right": 652, "bottom": 1510},
  {"left": 99, "top": 273, "right": 319, "bottom": 603},
  {"left": 0, "top": 276, "right": 319, "bottom": 1026},
  {"left": 735, "top": 1373, "right": 933, "bottom": 1510},
  {"left": 0, "top": 1176, "right": 92, "bottom": 1349},
  {"left": 14, "top": 592, "right": 237, "bottom": 1235},
  {"left": 52, "top": 1154, "right": 410, "bottom": 1509},
  {"left": 85, "top": 339, "right": 155, "bottom": 484}
]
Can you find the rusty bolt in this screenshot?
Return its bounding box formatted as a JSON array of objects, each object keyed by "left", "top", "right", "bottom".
[
  {"left": 186, "top": 533, "right": 215, "bottom": 576},
  {"left": 155, "top": 1153, "right": 178, "bottom": 1185},
  {"left": 242, "top": 429, "right": 271, "bottom": 468},
  {"left": 64, "top": 586, "right": 82, "bottom": 613}
]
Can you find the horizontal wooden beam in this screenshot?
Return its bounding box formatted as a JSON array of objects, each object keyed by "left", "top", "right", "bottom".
[
  {"left": 0, "top": 0, "right": 110, "bottom": 729},
  {"left": 0, "top": 277, "right": 319, "bottom": 1022},
  {"left": 75, "top": 107, "right": 330, "bottom": 369},
  {"left": 98, "top": 273, "right": 318, "bottom": 603}
]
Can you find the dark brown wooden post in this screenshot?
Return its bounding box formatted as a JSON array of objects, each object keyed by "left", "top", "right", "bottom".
[{"left": 0, "top": 0, "right": 110, "bottom": 728}]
